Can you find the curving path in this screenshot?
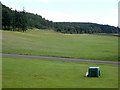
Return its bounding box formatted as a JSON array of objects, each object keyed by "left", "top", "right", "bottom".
[{"left": 1, "top": 53, "right": 119, "bottom": 65}]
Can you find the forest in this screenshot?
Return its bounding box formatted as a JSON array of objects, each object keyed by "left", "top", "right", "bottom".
[{"left": 2, "top": 3, "right": 120, "bottom": 34}]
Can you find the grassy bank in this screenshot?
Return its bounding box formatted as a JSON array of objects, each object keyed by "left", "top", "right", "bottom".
[{"left": 2, "top": 29, "right": 118, "bottom": 61}]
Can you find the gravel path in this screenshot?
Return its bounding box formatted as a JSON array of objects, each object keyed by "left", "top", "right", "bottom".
[{"left": 2, "top": 53, "right": 119, "bottom": 65}]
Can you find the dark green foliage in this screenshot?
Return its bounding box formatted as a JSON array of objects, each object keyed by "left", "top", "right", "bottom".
[
  {"left": 2, "top": 4, "right": 27, "bottom": 32},
  {"left": 2, "top": 4, "right": 54, "bottom": 31},
  {"left": 26, "top": 13, "right": 54, "bottom": 29},
  {"left": 2, "top": 3, "right": 120, "bottom": 33},
  {"left": 2, "top": 4, "right": 12, "bottom": 30},
  {"left": 21, "top": 8, "right": 27, "bottom": 32},
  {"left": 54, "top": 22, "right": 120, "bottom": 34}
]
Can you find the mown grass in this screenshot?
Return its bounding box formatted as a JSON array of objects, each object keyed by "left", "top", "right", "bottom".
[
  {"left": 2, "top": 29, "right": 118, "bottom": 61},
  {"left": 2, "top": 57, "right": 118, "bottom": 88},
  {"left": 0, "top": 57, "right": 2, "bottom": 89}
]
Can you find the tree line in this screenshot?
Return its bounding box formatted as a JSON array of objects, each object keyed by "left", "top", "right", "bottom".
[
  {"left": 2, "top": 4, "right": 54, "bottom": 32},
  {"left": 2, "top": 4, "right": 27, "bottom": 32},
  {"left": 55, "top": 22, "right": 119, "bottom": 34},
  {"left": 2, "top": 3, "right": 120, "bottom": 33}
]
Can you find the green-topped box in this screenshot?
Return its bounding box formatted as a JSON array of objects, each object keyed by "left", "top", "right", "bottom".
[{"left": 86, "top": 67, "right": 100, "bottom": 77}]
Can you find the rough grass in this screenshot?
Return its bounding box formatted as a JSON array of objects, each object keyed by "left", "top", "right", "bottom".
[
  {"left": 2, "top": 57, "right": 118, "bottom": 88},
  {"left": 2, "top": 29, "right": 118, "bottom": 61}
]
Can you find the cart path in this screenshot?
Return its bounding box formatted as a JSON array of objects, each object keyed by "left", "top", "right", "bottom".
[{"left": 1, "top": 53, "right": 119, "bottom": 65}]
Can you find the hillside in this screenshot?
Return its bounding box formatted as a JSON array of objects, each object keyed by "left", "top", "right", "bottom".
[
  {"left": 2, "top": 30, "right": 118, "bottom": 61},
  {"left": 2, "top": 4, "right": 54, "bottom": 31},
  {"left": 2, "top": 2, "right": 119, "bottom": 89},
  {"left": 2, "top": 3, "right": 120, "bottom": 34}
]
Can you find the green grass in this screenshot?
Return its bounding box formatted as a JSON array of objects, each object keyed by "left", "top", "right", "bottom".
[
  {"left": 0, "top": 57, "right": 2, "bottom": 89},
  {"left": 2, "top": 57, "right": 118, "bottom": 88},
  {"left": 2, "top": 29, "right": 118, "bottom": 61}
]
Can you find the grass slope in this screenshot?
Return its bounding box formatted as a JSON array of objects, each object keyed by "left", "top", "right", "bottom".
[
  {"left": 2, "top": 29, "right": 118, "bottom": 61},
  {"left": 3, "top": 57, "right": 118, "bottom": 88}
]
